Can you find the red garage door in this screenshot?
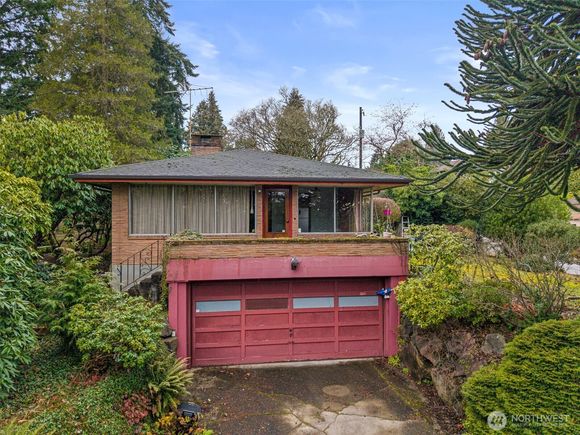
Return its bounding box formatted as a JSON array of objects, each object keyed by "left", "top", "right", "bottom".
[{"left": 191, "top": 278, "right": 384, "bottom": 366}]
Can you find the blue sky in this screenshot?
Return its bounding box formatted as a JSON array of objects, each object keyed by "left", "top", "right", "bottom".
[{"left": 170, "top": 0, "right": 481, "bottom": 160}]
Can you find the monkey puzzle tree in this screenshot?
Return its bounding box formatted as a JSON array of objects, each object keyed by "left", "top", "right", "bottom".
[{"left": 416, "top": 0, "right": 579, "bottom": 209}]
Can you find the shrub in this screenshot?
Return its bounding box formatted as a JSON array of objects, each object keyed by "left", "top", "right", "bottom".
[
  {"left": 0, "top": 171, "right": 51, "bottom": 399},
  {"left": 479, "top": 195, "right": 570, "bottom": 240},
  {"left": 458, "top": 219, "right": 478, "bottom": 232},
  {"left": 69, "top": 292, "right": 164, "bottom": 369},
  {"left": 0, "top": 287, "right": 37, "bottom": 400},
  {"left": 0, "top": 113, "right": 113, "bottom": 253},
  {"left": 147, "top": 351, "right": 194, "bottom": 416},
  {"left": 397, "top": 274, "right": 467, "bottom": 328},
  {"left": 463, "top": 281, "right": 512, "bottom": 325},
  {"left": 38, "top": 252, "right": 111, "bottom": 343},
  {"left": 462, "top": 319, "right": 579, "bottom": 434},
  {"left": 475, "top": 236, "right": 570, "bottom": 324},
  {"left": 525, "top": 219, "right": 580, "bottom": 261},
  {"left": 396, "top": 225, "right": 472, "bottom": 327}
]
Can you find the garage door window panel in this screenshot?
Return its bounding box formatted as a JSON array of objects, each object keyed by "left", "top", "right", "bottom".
[
  {"left": 196, "top": 300, "right": 241, "bottom": 313},
  {"left": 293, "top": 297, "right": 334, "bottom": 309},
  {"left": 338, "top": 296, "right": 378, "bottom": 307}
]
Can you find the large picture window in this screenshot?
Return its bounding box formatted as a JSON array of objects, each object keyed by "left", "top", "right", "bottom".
[
  {"left": 130, "top": 185, "right": 255, "bottom": 235},
  {"left": 130, "top": 185, "right": 172, "bottom": 235},
  {"left": 298, "top": 187, "right": 371, "bottom": 233}
]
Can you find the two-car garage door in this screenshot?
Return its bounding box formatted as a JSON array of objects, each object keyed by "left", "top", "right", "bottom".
[{"left": 191, "top": 278, "right": 385, "bottom": 366}]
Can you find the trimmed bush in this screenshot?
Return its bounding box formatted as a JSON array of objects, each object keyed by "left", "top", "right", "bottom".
[
  {"left": 462, "top": 319, "right": 580, "bottom": 434},
  {"left": 69, "top": 292, "right": 164, "bottom": 369},
  {"left": 396, "top": 225, "right": 472, "bottom": 328}
]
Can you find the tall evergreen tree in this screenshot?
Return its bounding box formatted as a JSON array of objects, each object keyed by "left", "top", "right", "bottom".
[
  {"left": 188, "top": 90, "right": 226, "bottom": 136},
  {"left": 416, "top": 0, "right": 579, "bottom": 209},
  {"left": 138, "top": 0, "right": 198, "bottom": 154},
  {"left": 32, "top": 0, "right": 165, "bottom": 163},
  {"left": 0, "top": 0, "right": 55, "bottom": 114},
  {"left": 274, "top": 88, "right": 312, "bottom": 157}
]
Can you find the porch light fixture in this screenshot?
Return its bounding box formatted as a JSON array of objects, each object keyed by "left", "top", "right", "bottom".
[
  {"left": 291, "top": 257, "right": 300, "bottom": 270},
  {"left": 178, "top": 401, "right": 202, "bottom": 418}
]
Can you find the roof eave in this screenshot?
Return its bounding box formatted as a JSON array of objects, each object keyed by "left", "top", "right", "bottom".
[{"left": 71, "top": 174, "right": 410, "bottom": 187}]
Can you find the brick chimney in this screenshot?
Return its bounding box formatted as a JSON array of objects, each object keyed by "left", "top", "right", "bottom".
[{"left": 189, "top": 134, "right": 223, "bottom": 156}]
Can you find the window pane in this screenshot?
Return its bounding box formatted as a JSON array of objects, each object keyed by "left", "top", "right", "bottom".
[
  {"left": 196, "top": 300, "right": 241, "bottom": 313},
  {"left": 361, "top": 189, "right": 372, "bottom": 233},
  {"left": 338, "top": 296, "right": 378, "bottom": 307},
  {"left": 267, "top": 190, "right": 287, "bottom": 233},
  {"left": 293, "top": 297, "right": 334, "bottom": 309},
  {"left": 130, "top": 185, "right": 172, "bottom": 235},
  {"left": 174, "top": 186, "right": 215, "bottom": 233},
  {"left": 216, "top": 186, "right": 253, "bottom": 233},
  {"left": 336, "top": 188, "right": 362, "bottom": 232},
  {"left": 298, "top": 187, "right": 334, "bottom": 232},
  {"left": 246, "top": 298, "right": 288, "bottom": 310}
]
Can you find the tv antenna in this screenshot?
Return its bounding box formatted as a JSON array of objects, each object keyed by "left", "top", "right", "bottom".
[{"left": 165, "top": 84, "right": 213, "bottom": 145}]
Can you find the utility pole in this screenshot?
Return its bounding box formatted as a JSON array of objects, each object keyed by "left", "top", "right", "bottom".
[{"left": 359, "top": 106, "right": 365, "bottom": 168}]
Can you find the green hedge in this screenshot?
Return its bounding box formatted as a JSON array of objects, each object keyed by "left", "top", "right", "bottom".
[{"left": 462, "top": 319, "right": 580, "bottom": 434}]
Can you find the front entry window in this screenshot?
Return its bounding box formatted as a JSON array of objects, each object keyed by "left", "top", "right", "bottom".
[{"left": 264, "top": 188, "right": 290, "bottom": 236}]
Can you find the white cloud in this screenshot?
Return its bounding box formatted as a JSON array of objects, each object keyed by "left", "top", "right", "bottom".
[
  {"left": 327, "top": 64, "right": 376, "bottom": 100},
  {"left": 327, "top": 64, "right": 406, "bottom": 101},
  {"left": 292, "top": 66, "right": 307, "bottom": 77},
  {"left": 175, "top": 22, "right": 219, "bottom": 59},
  {"left": 228, "top": 27, "right": 260, "bottom": 57},
  {"left": 313, "top": 5, "right": 357, "bottom": 28}
]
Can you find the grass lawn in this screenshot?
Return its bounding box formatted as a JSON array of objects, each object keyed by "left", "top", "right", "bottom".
[{"left": 0, "top": 335, "right": 147, "bottom": 434}]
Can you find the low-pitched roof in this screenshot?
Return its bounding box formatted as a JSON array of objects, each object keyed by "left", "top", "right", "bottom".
[{"left": 72, "top": 149, "right": 410, "bottom": 186}]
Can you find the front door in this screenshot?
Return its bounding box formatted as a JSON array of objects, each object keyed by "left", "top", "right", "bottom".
[{"left": 263, "top": 187, "right": 291, "bottom": 237}]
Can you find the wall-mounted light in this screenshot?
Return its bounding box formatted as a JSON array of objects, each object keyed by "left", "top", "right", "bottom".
[
  {"left": 291, "top": 257, "right": 300, "bottom": 270},
  {"left": 376, "top": 288, "right": 392, "bottom": 299}
]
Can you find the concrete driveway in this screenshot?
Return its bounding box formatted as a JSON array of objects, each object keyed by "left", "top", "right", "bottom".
[{"left": 188, "top": 360, "right": 436, "bottom": 435}]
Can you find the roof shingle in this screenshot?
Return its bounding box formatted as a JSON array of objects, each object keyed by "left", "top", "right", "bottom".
[{"left": 72, "top": 149, "right": 410, "bottom": 185}]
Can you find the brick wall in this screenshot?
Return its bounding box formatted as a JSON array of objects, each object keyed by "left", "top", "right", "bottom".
[
  {"left": 190, "top": 146, "right": 222, "bottom": 157},
  {"left": 168, "top": 239, "right": 408, "bottom": 259}
]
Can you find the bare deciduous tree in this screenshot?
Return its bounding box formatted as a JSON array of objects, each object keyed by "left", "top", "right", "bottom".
[
  {"left": 227, "top": 87, "right": 355, "bottom": 164},
  {"left": 366, "top": 103, "right": 420, "bottom": 162}
]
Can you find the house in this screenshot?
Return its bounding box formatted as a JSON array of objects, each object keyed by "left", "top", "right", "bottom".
[{"left": 73, "top": 136, "right": 411, "bottom": 367}]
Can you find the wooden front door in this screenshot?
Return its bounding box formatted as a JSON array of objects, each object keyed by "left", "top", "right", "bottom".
[{"left": 263, "top": 187, "right": 291, "bottom": 238}]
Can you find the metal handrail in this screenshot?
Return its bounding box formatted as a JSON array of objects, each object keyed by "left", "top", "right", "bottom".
[{"left": 117, "top": 240, "right": 162, "bottom": 290}]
